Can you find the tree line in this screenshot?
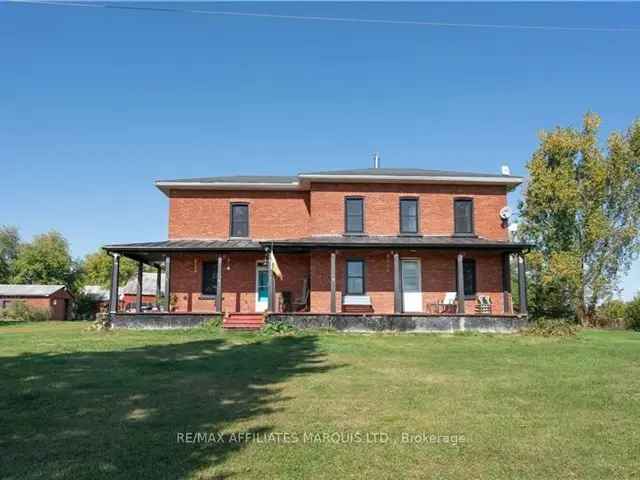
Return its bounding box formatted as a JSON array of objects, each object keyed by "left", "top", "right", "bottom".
[{"left": 0, "top": 227, "right": 139, "bottom": 294}]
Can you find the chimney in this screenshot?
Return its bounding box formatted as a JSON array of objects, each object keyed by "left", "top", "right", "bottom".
[
  {"left": 373, "top": 152, "right": 380, "bottom": 169},
  {"left": 501, "top": 165, "right": 511, "bottom": 176}
]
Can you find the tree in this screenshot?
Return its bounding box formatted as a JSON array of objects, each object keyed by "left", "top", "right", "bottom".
[
  {"left": 82, "top": 250, "right": 138, "bottom": 288},
  {"left": 12, "top": 231, "right": 81, "bottom": 292},
  {"left": 0, "top": 225, "right": 20, "bottom": 283},
  {"left": 520, "top": 113, "right": 640, "bottom": 325},
  {"left": 626, "top": 293, "right": 640, "bottom": 330}
]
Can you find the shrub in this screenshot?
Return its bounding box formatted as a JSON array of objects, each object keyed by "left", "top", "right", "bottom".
[
  {"left": 3, "top": 301, "right": 50, "bottom": 322},
  {"left": 595, "top": 300, "right": 628, "bottom": 328},
  {"left": 262, "top": 321, "right": 296, "bottom": 336},
  {"left": 626, "top": 295, "right": 640, "bottom": 331},
  {"left": 204, "top": 316, "right": 222, "bottom": 329},
  {"left": 525, "top": 318, "right": 579, "bottom": 337}
]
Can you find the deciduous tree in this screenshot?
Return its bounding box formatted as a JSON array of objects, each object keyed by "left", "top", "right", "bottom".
[
  {"left": 12, "top": 231, "right": 81, "bottom": 292},
  {"left": 0, "top": 225, "right": 20, "bottom": 283},
  {"left": 82, "top": 250, "right": 137, "bottom": 288},
  {"left": 520, "top": 113, "right": 640, "bottom": 324}
]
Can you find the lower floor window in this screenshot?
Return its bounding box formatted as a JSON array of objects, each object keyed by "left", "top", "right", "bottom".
[
  {"left": 202, "top": 261, "right": 218, "bottom": 296},
  {"left": 346, "top": 260, "right": 365, "bottom": 295}
]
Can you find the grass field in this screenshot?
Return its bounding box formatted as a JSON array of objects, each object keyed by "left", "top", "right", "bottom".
[{"left": 1, "top": 322, "right": 639, "bottom": 479}]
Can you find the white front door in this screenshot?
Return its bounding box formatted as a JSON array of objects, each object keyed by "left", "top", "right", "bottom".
[
  {"left": 401, "top": 259, "right": 422, "bottom": 313},
  {"left": 255, "top": 264, "right": 269, "bottom": 312}
]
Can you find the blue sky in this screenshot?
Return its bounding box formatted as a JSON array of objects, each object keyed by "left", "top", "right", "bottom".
[{"left": 1, "top": 2, "right": 639, "bottom": 298}]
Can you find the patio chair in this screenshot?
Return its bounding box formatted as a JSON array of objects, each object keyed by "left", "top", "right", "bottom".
[
  {"left": 475, "top": 295, "right": 493, "bottom": 314},
  {"left": 292, "top": 277, "right": 310, "bottom": 312},
  {"left": 442, "top": 292, "right": 458, "bottom": 314}
]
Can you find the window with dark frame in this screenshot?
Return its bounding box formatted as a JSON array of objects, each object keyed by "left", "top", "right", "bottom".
[
  {"left": 346, "top": 259, "right": 365, "bottom": 295},
  {"left": 345, "top": 197, "right": 364, "bottom": 234},
  {"left": 202, "top": 261, "right": 218, "bottom": 296},
  {"left": 454, "top": 199, "right": 474, "bottom": 235},
  {"left": 456, "top": 259, "right": 477, "bottom": 297},
  {"left": 400, "top": 198, "right": 419, "bottom": 234},
  {"left": 230, "top": 203, "right": 249, "bottom": 237}
]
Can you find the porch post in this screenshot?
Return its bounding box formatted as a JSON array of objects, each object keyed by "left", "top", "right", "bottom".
[
  {"left": 502, "top": 253, "right": 512, "bottom": 314},
  {"left": 267, "top": 248, "right": 274, "bottom": 312},
  {"left": 216, "top": 254, "right": 223, "bottom": 313},
  {"left": 456, "top": 253, "right": 465, "bottom": 314},
  {"left": 164, "top": 255, "right": 171, "bottom": 312},
  {"left": 518, "top": 254, "right": 528, "bottom": 315},
  {"left": 330, "top": 251, "right": 336, "bottom": 313},
  {"left": 393, "top": 252, "right": 401, "bottom": 313},
  {"left": 136, "top": 261, "right": 143, "bottom": 313},
  {"left": 109, "top": 253, "right": 120, "bottom": 315},
  {"left": 155, "top": 265, "right": 162, "bottom": 308}
]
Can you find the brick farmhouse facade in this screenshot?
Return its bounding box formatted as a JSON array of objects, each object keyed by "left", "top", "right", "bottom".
[{"left": 105, "top": 167, "right": 530, "bottom": 328}]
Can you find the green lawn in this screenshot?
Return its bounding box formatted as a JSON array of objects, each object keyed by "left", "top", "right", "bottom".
[{"left": 1, "top": 322, "right": 639, "bottom": 479}]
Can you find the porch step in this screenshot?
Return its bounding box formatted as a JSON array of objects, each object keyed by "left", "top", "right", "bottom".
[
  {"left": 223, "top": 313, "right": 265, "bottom": 330},
  {"left": 342, "top": 304, "right": 374, "bottom": 314}
]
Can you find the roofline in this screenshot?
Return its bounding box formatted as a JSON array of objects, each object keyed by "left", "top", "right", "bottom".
[
  {"left": 103, "top": 245, "right": 264, "bottom": 253},
  {"left": 155, "top": 174, "right": 523, "bottom": 195},
  {"left": 0, "top": 286, "right": 68, "bottom": 298},
  {"left": 297, "top": 173, "right": 523, "bottom": 186},
  {"left": 155, "top": 181, "right": 302, "bottom": 195},
  {"left": 269, "top": 240, "right": 532, "bottom": 251},
  {"left": 104, "top": 240, "right": 532, "bottom": 253}
]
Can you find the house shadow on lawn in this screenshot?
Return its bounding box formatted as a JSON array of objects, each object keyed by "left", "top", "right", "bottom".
[{"left": 1, "top": 333, "right": 335, "bottom": 480}]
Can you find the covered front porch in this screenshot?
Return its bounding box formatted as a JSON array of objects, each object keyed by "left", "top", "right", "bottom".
[{"left": 104, "top": 237, "right": 530, "bottom": 330}]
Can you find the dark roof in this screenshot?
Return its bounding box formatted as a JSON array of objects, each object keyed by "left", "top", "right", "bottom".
[
  {"left": 298, "top": 168, "right": 516, "bottom": 178},
  {"left": 270, "top": 236, "right": 531, "bottom": 251},
  {"left": 155, "top": 167, "right": 523, "bottom": 195},
  {"left": 0, "top": 284, "right": 67, "bottom": 297},
  {"left": 156, "top": 175, "right": 298, "bottom": 184},
  {"left": 103, "top": 237, "right": 530, "bottom": 264},
  {"left": 104, "top": 239, "right": 263, "bottom": 252}
]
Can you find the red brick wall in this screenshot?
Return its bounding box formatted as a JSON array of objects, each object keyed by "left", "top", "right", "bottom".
[
  {"left": 309, "top": 249, "right": 505, "bottom": 314},
  {"left": 0, "top": 293, "right": 70, "bottom": 320},
  {"left": 170, "top": 249, "right": 506, "bottom": 314},
  {"left": 170, "top": 252, "right": 310, "bottom": 313},
  {"left": 310, "top": 183, "right": 508, "bottom": 240},
  {"left": 168, "top": 183, "right": 508, "bottom": 241},
  {"left": 168, "top": 190, "right": 310, "bottom": 240}
]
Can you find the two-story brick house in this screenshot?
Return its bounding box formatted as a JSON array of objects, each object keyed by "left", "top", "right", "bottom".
[{"left": 105, "top": 166, "right": 530, "bottom": 330}]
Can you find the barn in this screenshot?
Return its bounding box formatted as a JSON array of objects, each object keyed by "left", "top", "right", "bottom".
[{"left": 0, "top": 284, "right": 73, "bottom": 320}]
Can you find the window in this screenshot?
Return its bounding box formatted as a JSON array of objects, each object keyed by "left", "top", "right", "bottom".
[
  {"left": 454, "top": 199, "right": 474, "bottom": 235},
  {"left": 346, "top": 260, "right": 365, "bottom": 295},
  {"left": 456, "top": 259, "right": 477, "bottom": 297},
  {"left": 202, "top": 261, "right": 218, "bottom": 296},
  {"left": 230, "top": 203, "right": 249, "bottom": 237},
  {"left": 400, "top": 198, "right": 419, "bottom": 234},
  {"left": 345, "top": 197, "right": 364, "bottom": 233}
]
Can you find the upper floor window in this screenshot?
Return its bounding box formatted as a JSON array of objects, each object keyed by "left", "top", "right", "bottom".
[
  {"left": 345, "top": 197, "right": 364, "bottom": 234},
  {"left": 399, "top": 198, "right": 419, "bottom": 234},
  {"left": 346, "top": 259, "right": 365, "bottom": 295},
  {"left": 454, "top": 199, "right": 474, "bottom": 235},
  {"left": 230, "top": 203, "right": 249, "bottom": 237},
  {"left": 456, "top": 258, "right": 477, "bottom": 297},
  {"left": 202, "top": 261, "right": 218, "bottom": 296}
]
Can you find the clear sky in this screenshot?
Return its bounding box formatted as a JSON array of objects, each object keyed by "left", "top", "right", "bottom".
[{"left": 1, "top": 2, "right": 639, "bottom": 298}]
